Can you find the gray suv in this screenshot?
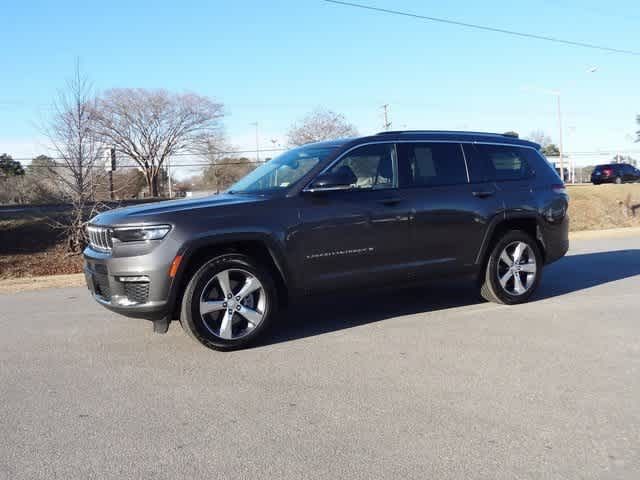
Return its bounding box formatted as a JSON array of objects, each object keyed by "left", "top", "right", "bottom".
[{"left": 84, "top": 131, "right": 569, "bottom": 350}]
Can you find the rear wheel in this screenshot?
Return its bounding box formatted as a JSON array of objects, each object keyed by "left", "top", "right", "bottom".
[
  {"left": 480, "top": 230, "right": 542, "bottom": 305},
  {"left": 180, "top": 254, "right": 278, "bottom": 350},
  {"left": 615, "top": 176, "right": 623, "bottom": 184}
]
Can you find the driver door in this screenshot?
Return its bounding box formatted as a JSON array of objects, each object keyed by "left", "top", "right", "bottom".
[{"left": 293, "top": 143, "right": 411, "bottom": 292}]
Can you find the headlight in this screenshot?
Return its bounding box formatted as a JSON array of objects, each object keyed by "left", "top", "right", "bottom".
[{"left": 111, "top": 225, "right": 171, "bottom": 242}]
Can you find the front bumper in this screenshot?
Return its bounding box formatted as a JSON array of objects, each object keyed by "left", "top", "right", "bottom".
[{"left": 84, "top": 249, "right": 173, "bottom": 321}]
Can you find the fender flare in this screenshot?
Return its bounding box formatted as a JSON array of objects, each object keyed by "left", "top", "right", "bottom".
[
  {"left": 166, "top": 231, "right": 291, "bottom": 313},
  {"left": 474, "top": 211, "right": 544, "bottom": 265}
]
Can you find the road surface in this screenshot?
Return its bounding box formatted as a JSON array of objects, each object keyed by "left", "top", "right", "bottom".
[{"left": 1, "top": 235, "right": 639, "bottom": 479}]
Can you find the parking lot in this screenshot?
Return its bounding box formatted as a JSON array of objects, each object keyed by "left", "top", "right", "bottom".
[{"left": 1, "top": 234, "right": 639, "bottom": 479}]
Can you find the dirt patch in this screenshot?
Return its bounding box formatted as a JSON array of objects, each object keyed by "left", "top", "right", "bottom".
[
  {"left": 568, "top": 184, "right": 640, "bottom": 231},
  {"left": 0, "top": 273, "right": 85, "bottom": 294},
  {"left": 0, "top": 215, "right": 84, "bottom": 279}
]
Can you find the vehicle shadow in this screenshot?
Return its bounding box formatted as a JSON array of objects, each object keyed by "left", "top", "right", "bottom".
[{"left": 261, "top": 249, "right": 640, "bottom": 346}]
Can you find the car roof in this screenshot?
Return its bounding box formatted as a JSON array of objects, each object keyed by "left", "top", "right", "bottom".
[
  {"left": 331, "top": 130, "right": 539, "bottom": 149},
  {"left": 300, "top": 131, "right": 541, "bottom": 150}
]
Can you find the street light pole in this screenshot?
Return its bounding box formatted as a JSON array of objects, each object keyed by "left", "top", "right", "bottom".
[
  {"left": 556, "top": 93, "right": 565, "bottom": 182},
  {"left": 251, "top": 122, "right": 260, "bottom": 163}
]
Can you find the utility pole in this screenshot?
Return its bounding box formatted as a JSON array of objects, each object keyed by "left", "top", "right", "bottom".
[
  {"left": 108, "top": 147, "right": 116, "bottom": 200},
  {"left": 381, "top": 104, "right": 392, "bottom": 131},
  {"left": 167, "top": 157, "right": 172, "bottom": 198},
  {"left": 251, "top": 122, "right": 260, "bottom": 162},
  {"left": 556, "top": 94, "right": 565, "bottom": 183}
]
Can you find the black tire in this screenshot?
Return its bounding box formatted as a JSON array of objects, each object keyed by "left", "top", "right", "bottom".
[
  {"left": 480, "top": 230, "right": 543, "bottom": 305},
  {"left": 180, "top": 254, "right": 278, "bottom": 351},
  {"left": 615, "top": 176, "right": 622, "bottom": 184}
]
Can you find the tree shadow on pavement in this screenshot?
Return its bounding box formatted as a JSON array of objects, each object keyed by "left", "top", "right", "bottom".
[{"left": 261, "top": 249, "right": 640, "bottom": 347}]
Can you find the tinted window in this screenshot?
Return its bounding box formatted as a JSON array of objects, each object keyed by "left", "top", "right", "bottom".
[
  {"left": 396, "top": 142, "right": 467, "bottom": 187},
  {"left": 521, "top": 147, "right": 561, "bottom": 182},
  {"left": 475, "top": 145, "right": 534, "bottom": 181},
  {"left": 327, "top": 143, "right": 395, "bottom": 190}
]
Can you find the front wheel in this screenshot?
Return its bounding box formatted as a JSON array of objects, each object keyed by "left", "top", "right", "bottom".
[
  {"left": 180, "top": 254, "right": 278, "bottom": 350},
  {"left": 480, "top": 231, "right": 543, "bottom": 305}
]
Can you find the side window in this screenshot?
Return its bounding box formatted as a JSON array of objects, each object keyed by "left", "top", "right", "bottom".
[
  {"left": 327, "top": 143, "right": 395, "bottom": 190},
  {"left": 476, "top": 145, "right": 534, "bottom": 181},
  {"left": 396, "top": 142, "right": 468, "bottom": 187}
]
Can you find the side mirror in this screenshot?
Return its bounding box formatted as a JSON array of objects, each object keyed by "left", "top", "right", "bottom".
[{"left": 307, "top": 167, "right": 357, "bottom": 192}]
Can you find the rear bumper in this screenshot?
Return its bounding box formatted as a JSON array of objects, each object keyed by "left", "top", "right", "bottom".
[
  {"left": 542, "top": 216, "right": 569, "bottom": 265},
  {"left": 591, "top": 175, "right": 613, "bottom": 183}
]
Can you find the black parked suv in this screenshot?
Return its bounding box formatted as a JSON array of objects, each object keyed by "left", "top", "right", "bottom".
[
  {"left": 591, "top": 163, "right": 640, "bottom": 184},
  {"left": 84, "top": 131, "right": 569, "bottom": 350}
]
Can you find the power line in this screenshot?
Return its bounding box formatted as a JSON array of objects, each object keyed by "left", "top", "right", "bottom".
[{"left": 322, "top": 0, "right": 640, "bottom": 57}]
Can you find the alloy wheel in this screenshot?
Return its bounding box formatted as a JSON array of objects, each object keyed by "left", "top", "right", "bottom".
[
  {"left": 199, "top": 269, "right": 267, "bottom": 340},
  {"left": 496, "top": 241, "right": 537, "bottom": 296}
]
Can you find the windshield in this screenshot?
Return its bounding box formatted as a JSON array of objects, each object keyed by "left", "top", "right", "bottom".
[{"left": 228, "top": 144, "right": 338, "bottom": 193}]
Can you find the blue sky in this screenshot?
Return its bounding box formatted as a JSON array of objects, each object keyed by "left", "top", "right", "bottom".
[{"left": 2, "top": 0, "right": 639, "bottom": 166}]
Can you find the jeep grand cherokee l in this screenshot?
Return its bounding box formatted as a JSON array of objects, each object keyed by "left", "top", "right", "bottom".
[{"left": 84, "top": 131, "right": 569, "bottom": 350}]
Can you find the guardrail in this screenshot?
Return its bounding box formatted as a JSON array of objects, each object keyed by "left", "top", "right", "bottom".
[{"left": 0, "top": 199, "right": 165, "bottom": 218}]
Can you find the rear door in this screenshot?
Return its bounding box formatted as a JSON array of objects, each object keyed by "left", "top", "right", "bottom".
[
  {"left": 396, "top": 142, "right": 500, "bottom": 274},
  {"left": 471, "top": 143, "right": 537, "bottom": 217}
]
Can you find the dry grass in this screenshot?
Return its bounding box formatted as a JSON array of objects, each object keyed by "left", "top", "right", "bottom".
[
  {"left": 568, "top": 183, "right": 640, "bottom": 231},
  {"left": 0, "top": 216, "right": 84, "bottom": 279},
  {"left": 1, "top": 184, "right": 639, "bottom": 283}
]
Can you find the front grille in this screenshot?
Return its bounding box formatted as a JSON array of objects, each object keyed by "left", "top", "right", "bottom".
[
  {"left": 87, "top": 225, "right": 113, "bottom": 253},
  {"left": 123, "top": 282, "right": 150, "bottom": 304}
]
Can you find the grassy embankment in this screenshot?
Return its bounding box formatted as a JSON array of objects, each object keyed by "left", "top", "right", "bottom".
[{"left": 1, "top": 184, "right": 640, "bottom": 280}]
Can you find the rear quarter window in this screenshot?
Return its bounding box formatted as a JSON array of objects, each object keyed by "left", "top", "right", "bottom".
[{"left": 475, "top": 144, "right": 534, "bottom": 181}]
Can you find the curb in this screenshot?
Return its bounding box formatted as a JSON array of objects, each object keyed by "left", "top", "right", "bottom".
[{"left": 569, "top": 226, "right": 640, "bottom": 240}]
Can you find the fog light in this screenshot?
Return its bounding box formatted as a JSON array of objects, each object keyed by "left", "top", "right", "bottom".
[
  {"left": 117, "top": 276, "right": 150, "bottom": 283},
  {"left": 111, "top": 295, "right": 139, "bottom": 306}
]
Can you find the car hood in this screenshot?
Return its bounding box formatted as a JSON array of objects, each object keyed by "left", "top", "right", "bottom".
[{"left": 90, "top": 193, "right": 270, "bottom": 226}]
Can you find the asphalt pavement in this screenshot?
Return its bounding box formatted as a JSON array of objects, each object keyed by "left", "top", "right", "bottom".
[{"left": 1, "top": 235, "right": 640, "bottom": 479}]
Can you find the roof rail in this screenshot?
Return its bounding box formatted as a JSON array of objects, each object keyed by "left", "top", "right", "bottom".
[{"left": 374, "top": 130, "right": 517, "bottom": 137}]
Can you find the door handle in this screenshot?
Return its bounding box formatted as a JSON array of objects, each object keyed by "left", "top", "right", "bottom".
[
  {"left": 472, "top": 190, "right": 495, "bottom": 198},
  {"left": 379, "top": 197, "right": 402, "bottom": 206}
]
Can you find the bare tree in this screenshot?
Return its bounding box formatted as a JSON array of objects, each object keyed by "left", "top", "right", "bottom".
[
  {"left": 202, "top": 157, "right": 255, "bottom": 193},
  {"left": 43, "top": 62, "right": 104, "bottom": 252},
  {"left": 527, "top": 129, "right": 553, "bottom": 147},
  {"left": 195, "top": 134, "right": 251, "bottom": 193},
  {"left": 287, "top": 107, "right": 358, "bottom": 146},
  {"left": 92, "top": 89, "right": 225, "bottom": 197}
]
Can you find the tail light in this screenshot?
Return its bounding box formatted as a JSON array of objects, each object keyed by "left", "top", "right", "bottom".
[{"left": 552, "top": 184, "right": 567, "bottom": 194}]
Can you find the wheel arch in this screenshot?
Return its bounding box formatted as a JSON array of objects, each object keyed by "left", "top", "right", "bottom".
[
  {"left": 475, "top": 214, "right": 547, "bottom": 275},
  {"left": 168, "top": 233, "right": 290, "bottom": 320}
]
